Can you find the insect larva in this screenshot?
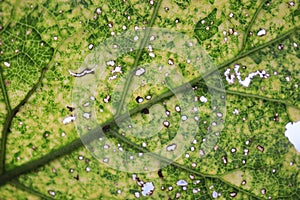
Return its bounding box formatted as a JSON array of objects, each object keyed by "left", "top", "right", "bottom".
[{"left": 68, "top": 67, "right": 95, "bottom": 77}]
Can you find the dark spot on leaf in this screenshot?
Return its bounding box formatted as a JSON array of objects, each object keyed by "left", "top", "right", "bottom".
[
  {"left": 74, "top": 174, "right": 79, "bottom": 180},
  {"left": 158, "top": 169, "right": 164, "bottom": 178},
  {"left": 141, "top": 108, "right": 149, "bottom": 114},
  {"left": 66, "top": 106, "right": 75, "bottom": 112},
  {"left": 136, "top": 177, "right": 141, "bottom": 182},
  {"left": 102, "top": 125, "right": 110, "bottom": 133}
]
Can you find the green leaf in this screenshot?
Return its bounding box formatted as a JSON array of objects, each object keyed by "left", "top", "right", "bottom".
[
  {"left": 0, "top": 0, "right": 299, "bottom": 199},
  {"left": 194, "top": 8, "right": 221, "bottom": 43}
]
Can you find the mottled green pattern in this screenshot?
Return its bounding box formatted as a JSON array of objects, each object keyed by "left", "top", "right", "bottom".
[{"left": 0, "top": 0, "right": 299, "bottom": 199}]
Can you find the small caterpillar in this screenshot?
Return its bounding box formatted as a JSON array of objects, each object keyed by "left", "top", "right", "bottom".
[{"left": 68, "top": 67, "right": 95, "bottom": 77}]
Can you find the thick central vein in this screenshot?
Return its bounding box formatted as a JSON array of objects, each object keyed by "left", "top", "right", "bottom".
[{"left": 115, "top": 0, "right": 162, "bottom": 116}]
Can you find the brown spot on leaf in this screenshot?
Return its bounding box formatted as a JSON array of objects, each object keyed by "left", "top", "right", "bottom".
[
  {"left": 74, "top": 174, "right": 79, "bottom": 180},
  {"left": 66, "top": 106, "right": 75, "bottom": 112},
  {"left": 158, "top": 169, "right": 164, "bottom": 178}
]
